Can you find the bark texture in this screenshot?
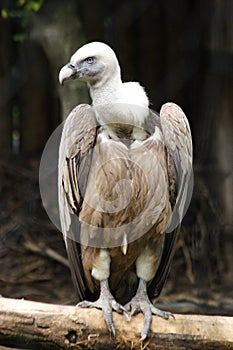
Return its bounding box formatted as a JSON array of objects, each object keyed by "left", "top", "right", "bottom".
[{"left": 0, "top": 297, "right": 232, "bottom": 349}]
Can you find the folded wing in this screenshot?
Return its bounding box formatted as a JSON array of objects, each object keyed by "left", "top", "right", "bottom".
[
  {"left": 58, "top": 104, "right": 97, "bottom": 300},
  {"left": 148, "top": 102, "right": 193, "bottom": 300}
]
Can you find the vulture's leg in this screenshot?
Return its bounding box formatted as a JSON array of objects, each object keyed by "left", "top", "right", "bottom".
[
  {"left": 125, "top": 278, "right": 174, "bottom": 340},
  {"left": 77, "top": 249, "right": 127, "bottom": 336},
  {"left": 125, "top": 244, "right": 173, "bottom": 340},
  {"left": 125, "top": 278, "right": 173, "bottom": 340}
]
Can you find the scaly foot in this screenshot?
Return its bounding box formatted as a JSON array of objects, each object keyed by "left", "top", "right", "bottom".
[
  {"left": 125, "top": 278, "right": 174, "bottom": 340},
  {"left": 77, "top": 279, "right": 127, "bottom": 336}
]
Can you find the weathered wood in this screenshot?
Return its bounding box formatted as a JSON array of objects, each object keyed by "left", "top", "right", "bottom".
[{"left": 0, "top": 297, "right": 232, "bottom": 349}]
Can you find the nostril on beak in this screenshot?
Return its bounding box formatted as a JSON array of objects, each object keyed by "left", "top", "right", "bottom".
[{"left": 68, "top": 62, "right": 76, "bottom": 70}]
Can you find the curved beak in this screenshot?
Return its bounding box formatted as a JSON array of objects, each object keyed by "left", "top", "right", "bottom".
[{"left": 59, "top": 63, "right": 80, "bottom": 85}]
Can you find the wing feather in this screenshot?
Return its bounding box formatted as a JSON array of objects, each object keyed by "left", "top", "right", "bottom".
[
  {"left": 58, "top": 104, "right": 97, "bottom": 300},
  {"left": 148, "top": 103, "right": 193, "bottom": 300},
  {"left": 160, "top": 102, "right": 193, "bottom": 232}
]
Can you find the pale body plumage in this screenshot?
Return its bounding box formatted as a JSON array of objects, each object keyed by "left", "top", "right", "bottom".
[{"left": 58, "top": 42, "right": 193, "bottom": 339}]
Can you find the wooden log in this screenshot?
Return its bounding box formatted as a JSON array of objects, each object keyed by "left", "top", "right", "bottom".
[{"left": 0, "top": 296, "right": 232, "bottom": 349}]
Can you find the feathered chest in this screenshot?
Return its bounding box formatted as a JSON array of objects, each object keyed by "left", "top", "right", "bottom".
[
  {"left": 78, "top": 130, "right": 171, "bottom": 248},
  {"left": 94, "top": 102, "right": 150, "bottom": 142},
  {"left": 100, "top": 123, "right": 149, "bottom": 146}
]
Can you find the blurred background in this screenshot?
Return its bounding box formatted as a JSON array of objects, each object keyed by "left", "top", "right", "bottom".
[{"left": 0, "top": 0, "right": 232, "bottom": 317}]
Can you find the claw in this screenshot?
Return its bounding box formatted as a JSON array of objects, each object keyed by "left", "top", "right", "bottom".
[
  {"left": 76, "top": 279, "right": 128, "bottom": 336},
  {"left": 125, "top": 300, "right": 140, "bottom": 317},
  {"left": 125, "top": 278, "right": 174, "bottom": 340}
]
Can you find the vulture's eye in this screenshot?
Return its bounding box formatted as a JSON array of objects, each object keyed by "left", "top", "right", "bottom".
[{"left": 86, "top": 57, "right": 95, "bottom": 64}]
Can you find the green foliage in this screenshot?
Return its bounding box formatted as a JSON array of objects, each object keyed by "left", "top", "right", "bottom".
[
  {"left": 1, "top": 0, "right": 44, "bottom": 41},
  {"left": 18, "top": 0, "right": 44, "bottom": 12},
  {"left": 1, "top": 9, "right": 9, "bottom": 18},
  {"left": 1, "top": 0, "right": 44, "bottom": 18}
]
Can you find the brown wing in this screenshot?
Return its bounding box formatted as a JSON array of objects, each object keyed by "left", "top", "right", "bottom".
[
  {"left": 58, "top": 104, "right": 97, "bottom": 300},
  {"left": 160, "top": 102, "right": 193, "bottom": 232},
  {"left": 148, "top": 103, "right": 193, "bottom": 300}
]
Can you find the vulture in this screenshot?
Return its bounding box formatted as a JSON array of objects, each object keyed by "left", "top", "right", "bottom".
[{"left": 58, "top": 41, "right": 193, "bottom": 340}]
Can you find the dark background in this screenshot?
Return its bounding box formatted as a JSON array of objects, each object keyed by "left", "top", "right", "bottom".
[{"left": 0, "top": 0, "right": 232, "bottom": 318}]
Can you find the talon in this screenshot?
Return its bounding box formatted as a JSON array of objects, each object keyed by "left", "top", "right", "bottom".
[
  {"left": 104, "top": 311, "right": 116, "bottom": 337},
  {"left": 76, "top": 300, "right": 97, "bottom": 308},
  {"left": 169, "top": 312, "right": 175, "bottom": 320},
  {"left": 124, "top": 302, "right": 131, "bottom": 312},
  {"left": 124, "top": 311, "right": 131, "bottom": 322},
  {"left": 130, "top": 304, "right": 140, "bottom": 316},
  {"left": 150, "top": 304, "right": 174, "bottom": 320},
  {"left": 76, "top": 279, "right": 126, "bottom": 337},
  {"left": 140, "top": 332, "right": 149, "bottom": 341},
  {"left": 127, "top": 279, "right": 173, "bottom": 340}
]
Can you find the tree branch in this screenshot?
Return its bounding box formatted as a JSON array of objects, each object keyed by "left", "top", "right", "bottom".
[{"left": 0, "top": 296, "right": 232, "bottom": 349}]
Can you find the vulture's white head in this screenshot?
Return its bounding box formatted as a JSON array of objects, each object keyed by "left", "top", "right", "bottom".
[
  {"left": 59, "top": 41, "right": 121, "bottom": 88},
  {"left": 59, "top": 41, "right": 149, "bottom": 126}
]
